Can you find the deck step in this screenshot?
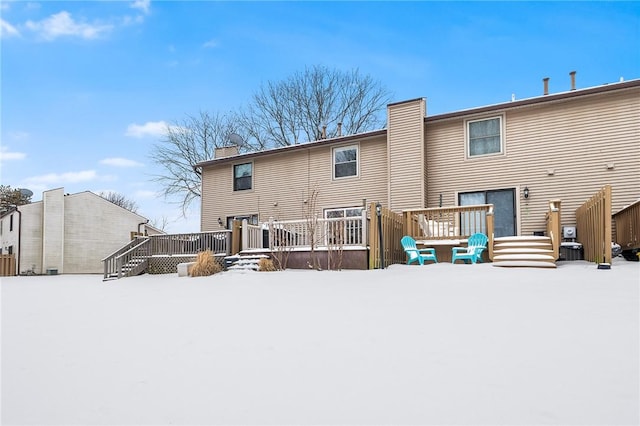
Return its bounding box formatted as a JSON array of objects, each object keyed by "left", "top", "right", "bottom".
[
  {"left": 493, "top": 260, "right": 557, "bottom": 268},
  {"left": 494, "top": 236, "right": 551, "bottom": 242},
  {"left": 493, "top": 253, "right": 556, "bottom": 261},
  {"left": 493, "top": 248, "right": 554, "bottom": 255}
]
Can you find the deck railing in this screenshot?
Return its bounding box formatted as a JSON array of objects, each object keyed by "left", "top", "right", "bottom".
[
  {"left": 576, "top": 185, "right": 612, "bottom": 264},
  {"left": 612, "top": 199, "right": 640, "bottom": 253},
  {"left": 240, "top": 213, "right": 368, "bottom": 251},
  {"left": 546, "top": 200, "right": 562, "bottom": 260},
  {"left": 103, "top": 231, "right": 232, "bottom": 279},
  {"left": 148, "top": 231, "right": 231, "bottom": 256},
  {"left": 403, "top": 204, "right": 495, "bottom": 260}
]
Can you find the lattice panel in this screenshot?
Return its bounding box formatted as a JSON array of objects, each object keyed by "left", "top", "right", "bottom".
[{"left": 149, "top": 257, "right": 196, "bottom": 275}]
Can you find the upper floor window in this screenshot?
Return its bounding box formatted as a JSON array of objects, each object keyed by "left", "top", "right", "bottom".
[
  {"left": 233, "top": 163, "right": 252, "bottom": 191},
  {"left": 9, "top": 214, "right": 13, "bottom": 232},
  {"left": 333, "top": 145, "right": 358, "bottom": 179},
  {"left": 467, "top": 116, "right": 503, "bottom": 157}
]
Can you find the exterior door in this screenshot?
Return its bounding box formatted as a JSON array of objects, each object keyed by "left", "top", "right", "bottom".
[{"left": 459, "top": 188, "right": 516, "bottom": 238}]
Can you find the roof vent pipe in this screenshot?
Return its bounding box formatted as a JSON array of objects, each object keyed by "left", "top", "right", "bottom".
[
  {"left": 570, "top": 71, "right": 576, "bottom": 91},
  {"left": 543, "top": 77, "right": 550, "bottom": 95},
  {"left": 337, "top": 122, "right": 342, "bottom": 137}
]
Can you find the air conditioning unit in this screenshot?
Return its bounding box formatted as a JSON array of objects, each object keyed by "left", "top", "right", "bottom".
[{"left": 563, "top": 226, "right": 577, "bottom": 239}]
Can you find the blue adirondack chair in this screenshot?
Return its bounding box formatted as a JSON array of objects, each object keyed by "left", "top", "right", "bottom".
[
  {"left": 401, "top": 236, "right": 438, "bottom": 265},
  {"left": 451, "top": 233, "right": 488, "bottom": 264}
]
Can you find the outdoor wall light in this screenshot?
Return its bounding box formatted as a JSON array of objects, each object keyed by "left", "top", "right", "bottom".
[
  {"left": 217, "top": 217, "right": 223, "bottom": 227},
  {"left": 523, "top": 187, "right": 530, "bottom": 199}
]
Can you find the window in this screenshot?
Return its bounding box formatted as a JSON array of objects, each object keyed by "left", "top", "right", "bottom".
[
  {"left": 333, "top": 145, "right": 358, "bottom": 179},
  {"left": 324, "top": 207, "right": 364, "bottom": 245},
  {"left": 9, "top": 214, "right": 13, "bottom": 232},
  {"left": 467, "top": 116, "right": 503, "bottom": 157},
  {"left": 233, "top": 163, "right": 252, "bottom": 191}
]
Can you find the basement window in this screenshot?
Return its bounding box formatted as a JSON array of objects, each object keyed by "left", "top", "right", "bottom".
[{"left": 466, "top": 116, "right": 503, "bottom": 157}]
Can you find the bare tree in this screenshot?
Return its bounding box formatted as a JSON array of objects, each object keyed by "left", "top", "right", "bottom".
[
  {"left": 150, "top": 215, "right": 170, "bottom": 232},
  {"left": 149, "top": 111, "right": 248, "bottom": 213},
  {"left": 0, "top": 185, "right": 32, "bottom": 213},
  {"left": 99, "top": 191, "right": 138, "bottom": 213},
  {"left": 240, "top": 65, "right": 391, "bottom": 149},
  {"left": 151, "top": 66, "right": 390, "bottom": 212}
]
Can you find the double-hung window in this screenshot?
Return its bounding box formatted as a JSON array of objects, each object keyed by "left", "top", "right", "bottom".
[
  {"left": 233, "top": 163, "right": 252, "bottom": 191},
  {"left": 324, "top": 207, "right": 364, "bottom": 245},
  {"left": 467, "top": 116, "right": 503, "bottom": 157},
  {"left": 333, "top": 145, "right": 358, "bottom": 179}
]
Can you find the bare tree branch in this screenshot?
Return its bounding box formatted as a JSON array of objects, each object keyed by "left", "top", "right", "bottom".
[{"left": 99, "top": 191, "right": 139, "bottom": 213}]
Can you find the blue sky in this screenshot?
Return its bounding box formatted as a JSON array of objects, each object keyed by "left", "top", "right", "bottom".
[{"left": 1, "top": 1, "right": 639, "bottom": 232}]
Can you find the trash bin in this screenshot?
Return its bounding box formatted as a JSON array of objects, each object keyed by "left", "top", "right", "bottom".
[{"left": 560, "top": 242, "right": 583, "bottom": 261}]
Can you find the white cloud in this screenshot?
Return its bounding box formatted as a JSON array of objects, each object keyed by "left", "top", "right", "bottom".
[
  {"left": 203, "top": 39, "right": 219, "bottom": 49},
  {"left": 125, "top": 121, "right": 169, "bottom": 138},
  {"left": 100, "top": 157, "right": 144, "bottom": 167},
  {"left": 25, "top": 170, "right": 98, "bottom": 185},
  {"left": 8, "top": 130, "right": 30, "bottom": 140},
  {"left": 1, "top": 18, "right": 21, "bottom": 38},
  {"left": 25, "top": 11, "right": 113, "bottom": 41},
  {"left": 0, "top": 146, "right": 26, "bottom": 161},
  {"left": 130, "top": 0, "right": 151, "bottom": 14}
]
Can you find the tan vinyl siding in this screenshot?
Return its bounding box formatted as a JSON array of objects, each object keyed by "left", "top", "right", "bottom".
[
  {"left": 200, "top": 136, "right": 389, "bottom": 230},
  {"left": 426, "top": 87, "right": 640, "bottom": 236},
  {"left": 387, "top": 99, "right": 425, "bottom": 211}
]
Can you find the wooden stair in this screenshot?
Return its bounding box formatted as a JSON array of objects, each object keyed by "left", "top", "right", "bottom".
[
  {"left": 226, "top": 254, "right": 269, "bottom": 271},
  {"left": 492, "top": 236, "right": 557, "bottom": 268}
]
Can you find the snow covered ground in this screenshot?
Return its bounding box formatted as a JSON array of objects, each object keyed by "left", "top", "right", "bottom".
[{"left": 2, "top": 259, "right": 638, "bottom": 425}]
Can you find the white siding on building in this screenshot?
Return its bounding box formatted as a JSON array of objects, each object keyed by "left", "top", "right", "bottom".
[
  {"left": 42, "top": 188, "right": 65, "bottom": 273},
  {"left": 426, "top": 86, "right": 640, "bottom": 236},
  {"left": 387, "top": 99, "right": 426, "bottom": 211},
  {"left": 201, "top": 136, "right": 389, "bottom": 230}
]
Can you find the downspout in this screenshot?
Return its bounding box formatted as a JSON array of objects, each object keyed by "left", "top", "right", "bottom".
[
  {"left": 15, "top": 207, "right": 22, "bottom": 275},
  {"left": 138, "top": 219, "right": 149, "bottom": 236}
]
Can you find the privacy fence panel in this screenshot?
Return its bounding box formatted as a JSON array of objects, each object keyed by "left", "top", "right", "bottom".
[
  {"left": 576, "top": 185, "right": 612, "bottom": 264},
  {"left": 369, "top": 203, "right": 404, "bottom": 269}
]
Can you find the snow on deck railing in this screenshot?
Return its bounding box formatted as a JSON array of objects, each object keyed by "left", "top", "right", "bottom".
[{"left": 242, "top": 214, "right": 367, "bottom": 251}]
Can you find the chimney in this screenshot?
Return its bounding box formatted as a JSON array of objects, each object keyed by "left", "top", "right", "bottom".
[
  {"left": 337, "top": 122, "right": 342, "bottom": 137},
  {"left": 570, "top": 71, "right": 576, "bottom": 90},
  {"left": 543, "top": 77, "right": 550, "bottom": 95},
  {"left": 214, "top": 145, "right": 239, "bottom": 159}
]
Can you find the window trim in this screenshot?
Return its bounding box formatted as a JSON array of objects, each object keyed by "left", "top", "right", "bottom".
[
  {"left": 332, "top": 144, "right": 359, "bottom": 180},
  {"left": 465, "top": 115, "right": 505, "bottom": 159},
  {"left": 233, "top": 161, "right": 253, "bottom": 192}
]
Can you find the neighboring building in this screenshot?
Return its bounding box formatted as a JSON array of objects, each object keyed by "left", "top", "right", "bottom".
[
  {"left": 0, "top": 188, "right": 163, "bottom": 275},
  {"left": 196, "top": 77, "right": 640, "bottom": 240}
]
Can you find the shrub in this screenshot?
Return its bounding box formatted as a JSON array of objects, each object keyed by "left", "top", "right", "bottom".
[
  {"left": 258, "top": 257, "right": 277, "bottom": 272},
  {"left": 190, "top": 250, "right": 222, "bottom": 277}
]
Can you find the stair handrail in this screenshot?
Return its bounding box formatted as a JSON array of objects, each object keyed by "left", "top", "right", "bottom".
[
  {"left": 103, "top": 237, "right": 148, "bottom": 279},
  {"left": 545, "top": 200, "right": 562, "bottom": 261},
  {"left": 101, "top": 237, "right": 147, "bottom": 262},
  {"left": 115, "top": 238, "right": 151, "bottom": 279},
  {"left": 103, "top": 237, "right": 150, "bottom": 280}
]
